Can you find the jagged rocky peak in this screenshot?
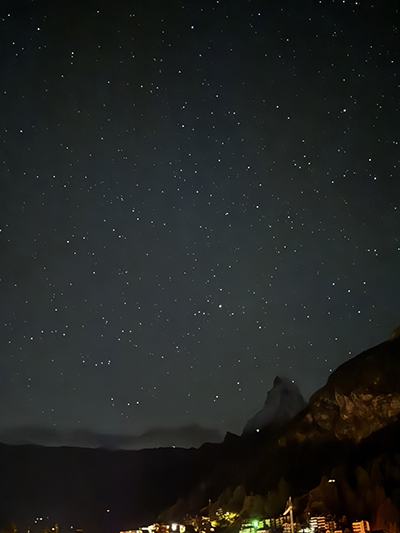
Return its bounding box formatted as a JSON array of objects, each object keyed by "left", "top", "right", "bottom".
[
  {"left": 292, "top": 329, "right": 400, "bottom": 444},
  {"left": 243, "top": 376, "right": 306, "bottom": 434}
]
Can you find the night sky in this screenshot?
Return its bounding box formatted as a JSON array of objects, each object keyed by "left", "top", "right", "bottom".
[{"left": 1, "top": 0, "right": 399, "bottom": 445}]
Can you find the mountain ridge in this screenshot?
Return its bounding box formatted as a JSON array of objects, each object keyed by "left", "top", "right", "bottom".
[
  {"left": 160, "top": 328, "right": 400, "bottom": 530},
  {"left": 281, "top": 334, "right": 400, "bottom": 444},
  {"left": 0, "top": 423, "right": 223, "bottom": 450},
  {"left": 2, "top": 328, "right": 400, "bottom": 533}
]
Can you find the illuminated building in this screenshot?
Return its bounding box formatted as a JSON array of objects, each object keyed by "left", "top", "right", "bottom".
[
  {"left": 352, "top": 521, "right": 370, "bottom": 533},
  {"left": 310, "top": 516, "right": 327, "bottom": 532},
  {"left": 121, "top": 523, "right": 186, "bottom": 533}
]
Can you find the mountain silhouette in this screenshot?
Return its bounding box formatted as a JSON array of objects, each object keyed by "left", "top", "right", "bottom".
[
  {"left": 2, "top": 328, "right": 400, "bottom": 533},
  {"left": 243, "top": 376, "right": 306, "bottom": 435}
]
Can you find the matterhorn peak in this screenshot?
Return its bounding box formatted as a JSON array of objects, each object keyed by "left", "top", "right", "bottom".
[{"left": 242, "top": 376, "right": 306, "bottom": 435}]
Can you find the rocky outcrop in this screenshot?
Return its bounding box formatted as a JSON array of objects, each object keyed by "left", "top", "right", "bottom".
[
  {"left": 287, "top": 327, "right": 400, "bottom": 443},
  {"left": 310, "top": 390, "right": 400, "bottom": 442}
]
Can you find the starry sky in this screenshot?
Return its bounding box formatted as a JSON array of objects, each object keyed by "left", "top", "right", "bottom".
[{"left": 1, "top": 0, "right": 399, "bottom": 445}]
